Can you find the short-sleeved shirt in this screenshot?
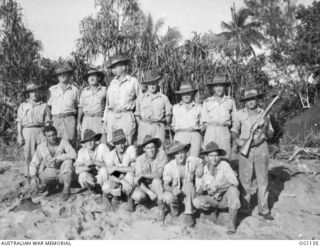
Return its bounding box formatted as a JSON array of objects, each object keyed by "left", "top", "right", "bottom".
[
  {"left": 74, "top": 143, "right": 110, "bottom": 174},
  {"left": 201, "top": 95, "right": 236, "bottom": 126},
  {"left": 135, "top": 92, "right": 172, "bottom": 122},
  {"left": 135, "top": 149, "right": 168, "bottom": 176},
  {"left": 163, "top": 156, "right": 202, "bottom": 189},
  {"left": 105, "top": 145, "right": 136, "bottom": 168},
  {"left": 231, "top": 107, "right": 274, "bottom": 140},
  {"left": 171, "top": 101, "right": 202, "bottom": 130},
  {"left": 47, "top": 83, "right": 80, "bottom": 115},
  {"left": 103, "top": 75, "right": 140, "bottom": 121},
  {"left": 17, "top": 99, "right": 51, "bottom": 127},
  {"left": 29, "top": 138, "right": 77, "bottom": 176},
  {"left": 196, "top": 160, "right": 238, "bottom": 191},
  {"left": 79, "top": 85, "right": 107, "bottom": 115}
]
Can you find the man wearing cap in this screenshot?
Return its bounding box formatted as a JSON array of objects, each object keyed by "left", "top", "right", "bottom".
[
  {"left": 162, "top": 140, "right": 203, "bottom": 227},
  {"left": 17, "top": 82, "right": 51, "bottom": 177},
  {"left": 48, "top": 64, "right": 80, "bottom": 144},
  {"left": 193, "top": 142, "right": 240, "bottom": 234},
  {"left": 74, "top": 129, "right": 110, "bottom": 192},
  {"left": 201, "top": 73, "right": 236, "bottom": 160},
  {"left": 231, "top": 88, "right": 274, "bottom": 220},
  {"left": 171, "top": 82, "right": 202, "bottom": 157},
  {"left": 135, "top": 71, "right": 172, "bottom": 145},
  {"left": 77, "top": 69, "right": 106, "bottom": 139},
  {"left": 131, "top": 135, "right": 168, "bottom": 220},
  {"left": 102, "top": 55, "right": 140, "bottom": 145},
  {"left": 97, "top": 129, "right": 137, "bottom": 211},
  {"left": 29, "top": 125, "right": 76, "bottom": 201}
]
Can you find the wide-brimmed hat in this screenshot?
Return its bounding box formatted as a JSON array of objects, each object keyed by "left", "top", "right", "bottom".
[
  {"left": 200, "top": 142, "right": 226, "bottom": 156},
  {"left": 54, "top": 64, "right": 74, "bottom": 75},
  {"left": 166, "top": 140, "right": 191, "bottom": 156},
  {"left": 240, "top": 88, "right": 264, "bottom": 102},
  {"left": 23, "top": 82, "right": 45, "bottom": 93},
  {"left": 207, "top": 72, "right": 230, "bottom": 86},
  {"left": 175, "top": 82, "right": 198, "bottom": 94},
  {"left": 83, "top": 69, "right": 105, "bottom": 81},
  {"left": 141, "top": 71, "right": 162, "bottom": 84},
  {"left": 139, "top": 135, "right": 162, "bottom": 149},
  {"left": 110, "top": 129, "right": 127, "bottom": 144},
  {"left": 107, "top": 55, "right": 131, "bottom": 69},
  {"left": 80, "top": 129, "right": 102, "bottom": 144}
]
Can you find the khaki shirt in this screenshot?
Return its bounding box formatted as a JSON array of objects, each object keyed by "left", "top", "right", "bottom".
[
  {"left": 163, "top": 156, "right": 203, "bottom": 189},
  {"left": 79, "top": 85, "right": 107, "bottom": 115},
  {"left": 231, "top": 107, "right": 274, "bottom": 140},
  {"left": 171, "top": 101, "right": 202, "bottom": 130},
  {"left": 29, "top": 138, "right": 77, "bottom": 176},
  {"left": 74, "top": 143, "right": 110, "bottom": 174},
  {"left": 17, "top": 99, "right": 51, "bottom": 127},
  {"left": 103, "top": 75, "right": 140, "bottom": 121},
  {"left": 201, "top": 95, "right": 236, "bottom": 126},
  {"left": 105, "top": 145, "right": 137, "bottom": 168},
  {"left": 48, "top": 83, "right": 80, "bottom": 115},
  {"left": 135, "top": 149, "right": 168, "bottom": 176},
  {"left": 135, "top": 92, "right": 172, "bottom": 122},
  {"left": 196, "top": 160, "right": 238, "bottom": 191}
]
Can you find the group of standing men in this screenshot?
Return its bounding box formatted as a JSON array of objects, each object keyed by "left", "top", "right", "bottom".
[{"left": 17, "top": 55, "right": 274, "bottom": 234}]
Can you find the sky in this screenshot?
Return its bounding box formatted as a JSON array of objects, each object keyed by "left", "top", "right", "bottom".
[{"left": 15, "top": 0, "right": 314, "bottom": 60}]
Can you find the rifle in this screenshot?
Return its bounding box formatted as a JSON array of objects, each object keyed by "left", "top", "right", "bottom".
[{"left": 240, "top": 90, "right": 283, "bottom": 157}]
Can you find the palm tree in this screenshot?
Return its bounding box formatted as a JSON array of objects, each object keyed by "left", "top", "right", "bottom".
[{"left": 220, "top": 5, "right": 264, "bottom": 60}]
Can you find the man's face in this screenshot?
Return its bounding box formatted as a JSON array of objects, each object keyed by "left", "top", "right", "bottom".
[
  {"left": 147, "top": 82, "right": 158, "bottom": 94},
  {"left": 114, "top": 140, "right": 126, "bottom": 153},
  {"left": 45, "top": 131, "right": 58, "bottom": 144},
  {"left": 175, "top": 150, "right": 187, "bottom": 165},
  {"left": 111, "top": 64, "right": 125, "bottom": 77},
  {"left": 245, "top": 98, "right": 258, "bottom": 110},
  {"left": 207, "top": 151, "right": 220, "bottom": 167},
  {"left": 58, "top": 73, "right": 70, "bottom": 83},
  {"left": 85, "top": 139, "right": 98, "bottom": 151},
  {"left": 144, "top": 142, "right": 157, "bottom": 159},
  {"left": 29, "top": 90, "right": 40, "bottom": 101},
  {"left": 181, "top": 92, "right": 193, "bottom": 104},
  {"left": 213, "top": 85, "right": 225, "bottom": 97},
  {"left": 88, "top": 74, "right": 99, "bottom": 86}
]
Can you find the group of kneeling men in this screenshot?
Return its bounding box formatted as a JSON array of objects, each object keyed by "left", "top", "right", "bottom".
[{"left": 16, "top": 54, "right": 275, "bottom": 235}]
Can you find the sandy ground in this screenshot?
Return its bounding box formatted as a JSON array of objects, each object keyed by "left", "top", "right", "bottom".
[{"left": 1, "top": 159, "right": 320, "bottom": 240}]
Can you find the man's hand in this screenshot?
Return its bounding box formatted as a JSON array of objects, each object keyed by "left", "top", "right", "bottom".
[
  {"left": 208, "top": 185, "right": 217, "bottom": 196},
  {"left": 173, "top": 186, "right": 181, "bottom": 196},
  {"left": 30, "top": 176, "right": 40, "bottom": 190},
  {"left": 236, "top": 138, "right": 246, "bottom": 147},
  {"left": 120, "top": 180, "right": 133, "bottom": 193},
  {"left": 17, "top": 135, "right": 25, "bottom": 147},
  {"left": 48, "top": 158, "right": 57, "bottom": 167},
  {"left": 251, "top": 136, "right": 266, "bottom": 147}
]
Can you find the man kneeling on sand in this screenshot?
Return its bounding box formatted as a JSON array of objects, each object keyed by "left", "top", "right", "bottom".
[
  {"left": 131, "top": 135, "right": 168, "bottom": 220},
  {"left": 163, "top": 140, "right": 203, "bottom": 227},
  {"left": 29, "top": 125, "right": 76, "bottom": 201},
  {"left": 97, "top": 129, "right": 137, "bottom": 211},
  {"left": 74, "top": 129, "right": 110, "bottom": 193},
  {"left": 193, "top": 142, "right": 240, "bottom": 234}
]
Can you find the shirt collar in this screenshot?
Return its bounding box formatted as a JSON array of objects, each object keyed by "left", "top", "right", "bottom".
[
  {"left": 179, "top": 101, "right": 196, "bottom": 107},
  {"left": 27, "top": 99, "right": 43, "bottom": 106}
]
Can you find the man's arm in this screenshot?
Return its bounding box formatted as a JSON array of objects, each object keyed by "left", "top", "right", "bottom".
[
  {"left": 56, "top": 140, "right": 77, "bottom": 161},
  {"left": 16, "top": 104, "right": 24, "bottom": 146}
]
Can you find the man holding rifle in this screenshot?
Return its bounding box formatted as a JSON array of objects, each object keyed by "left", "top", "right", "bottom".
[{"left": 231, "top": 88, "right": 274, "bottom": 220}]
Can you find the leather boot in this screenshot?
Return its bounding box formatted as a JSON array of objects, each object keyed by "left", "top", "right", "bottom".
[
  {"left": 158, "top": 200, "right": 166, "bottom": 222},
  {"left": 227, "top": 209, "right": 237, "bottom": 235},
  {"left": 125, "top": 197, "right": 135, "bottom": 212},
  {"left": 185, "top": 214, "right": 196, "bottom": 227},
  {"left": 170, "top": 199, "right": 180, "bottom": 217}
]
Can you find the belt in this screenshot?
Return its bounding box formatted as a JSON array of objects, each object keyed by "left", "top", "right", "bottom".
[
  {"left": 53, "top": 113, "right": 76, "bottom": 118},
  {"left": 23, "top": 125, "right": 44, "bottom": 128},
  {"left": 207, "top": 121, "right": 230, "bottom": 127},
  {"left": 141, "top": 118, "right": 165, "bottom": 124},
  {"left": 108, "top": 108, "right": 133, "bottom": 113},
  {"left": 84, "top": 112, "right": 104, "bottom": 117},
  {"left": 176, "top": 128, "right": 200, "bottom": 133}
]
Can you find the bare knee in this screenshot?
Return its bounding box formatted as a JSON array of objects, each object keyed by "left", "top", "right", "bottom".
[{"left": 192, "top": 197, "right": 201, "bottom": 209}]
